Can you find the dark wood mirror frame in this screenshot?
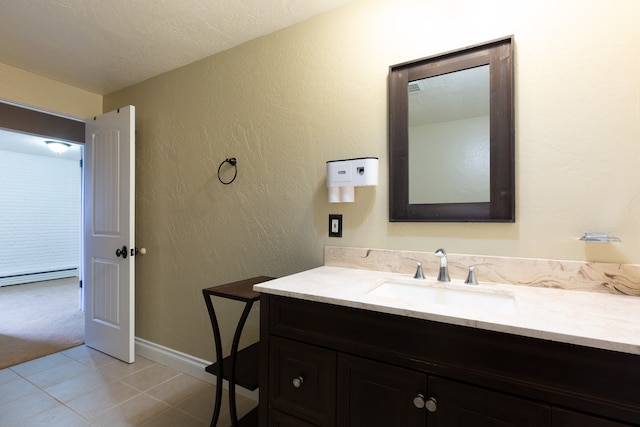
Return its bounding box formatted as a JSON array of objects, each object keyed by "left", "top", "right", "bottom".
[{"left": 389, "top": 36, "right": 514, "bottom": 222}]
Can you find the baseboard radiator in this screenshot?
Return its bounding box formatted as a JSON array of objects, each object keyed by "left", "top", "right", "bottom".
[{"left": 0, "top": 267, "right": 79, "bottom": 287}]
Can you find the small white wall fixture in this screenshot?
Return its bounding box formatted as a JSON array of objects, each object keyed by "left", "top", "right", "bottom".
[{"left": 326, "top": 157, "right": 379, "bottom": 203}]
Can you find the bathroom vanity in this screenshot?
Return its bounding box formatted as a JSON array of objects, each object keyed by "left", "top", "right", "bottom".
[{"left": 255, "top": 261, "right": 640, "bottom": 427}]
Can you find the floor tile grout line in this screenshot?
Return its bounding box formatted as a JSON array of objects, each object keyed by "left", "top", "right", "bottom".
[
  {"left": 46, "top": 369, "right": 105, "bottom": 422},
  {"left": 61, "top": 348, "right": 123, "bottom": 370},
  {"left": 3, "top": 376, "right": 224, "bottom": 427},
  {"left": 4, "top": 348, "right": 144, "bottom": 426},
  {"left": 117, "top": 360, "right": 159, "bottom": 379},
  {"left": 3, "top": 345, "right": 243, "bottom": 426},
  {"left": 111, "top": 373, "right": 218, "bottom": 424},
  {"left": 64, "top": 365, "right": 185, "bottom": 422},
  {"left": 6, "top": 373, "right": 99, "bottom": 426},
  {"left": 10, "top": 361, "right": 98, "bottom": 392},
  {"left": 168, "top": 392, "right": 219, "bottom": 425},
  {"left": 86, "top": 390, "right": 197, "bottom": 425},
  {"left": 138, "top": 369, "right": 183, "bottom": 391},
  {"left": 42, "top": 359, "right": 175, "bottom": 422},
  {"left": 85, "top": 389, "right": 148, "bottom": 423}
]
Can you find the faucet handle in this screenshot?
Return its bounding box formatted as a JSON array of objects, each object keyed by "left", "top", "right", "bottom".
[
  {"left": 464, "top": 263, "right": 488, "bottom": 285},
  {"left": 402, "top": 257, "right": 425, "bottom": 280}
]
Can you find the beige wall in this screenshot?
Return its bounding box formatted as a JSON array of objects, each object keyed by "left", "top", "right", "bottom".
[
  {"left": 0, "top": 63, "right": 102, "bottom": 119},
  {"left": 104, "top": 0, "right": 640, "bottom": 360}
]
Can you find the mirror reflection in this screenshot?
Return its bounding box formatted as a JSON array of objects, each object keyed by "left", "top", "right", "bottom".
[{"left": 409, "top": 65, "right": 490, "bottom": 204}]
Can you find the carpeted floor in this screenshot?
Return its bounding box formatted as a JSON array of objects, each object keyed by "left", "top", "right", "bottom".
[{"left": 0, "top": 277, "right": 84, "bottom": 369}]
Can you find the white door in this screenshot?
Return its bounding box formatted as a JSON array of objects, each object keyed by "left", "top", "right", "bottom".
[{"left": 84, "top": 106, "right": 135, "bottom": 363}]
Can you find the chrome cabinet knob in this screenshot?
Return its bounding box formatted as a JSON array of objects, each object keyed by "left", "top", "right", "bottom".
[
  {"left": 292, "top": 376, "right": 304, "bottom": 388},
  {"left": 413, "top": 394, "right": 437, "bottom": 412},
  {"left": 425, "top": 397, "right": 437, "bottom": 412}
]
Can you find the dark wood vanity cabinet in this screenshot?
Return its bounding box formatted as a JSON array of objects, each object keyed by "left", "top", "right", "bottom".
[{"left": 259, "top": 295, "right": 640, "bottom": 426}]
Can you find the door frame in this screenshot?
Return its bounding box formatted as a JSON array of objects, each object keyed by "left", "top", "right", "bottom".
[
  {"left": 0, "top": 99, "right": 86, "bottom": 303},
  {"left": 0, "top": 100, "right": 85, "bottom": 143}
]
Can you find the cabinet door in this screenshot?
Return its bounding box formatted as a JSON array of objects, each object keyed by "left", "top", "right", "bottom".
[
  {"left": 428, "top": 376, "right": 550, "bottom": 426},
  {"left": 269, "top": 336, "right": 336, "bottom": 426},
  {"left": 552, "top": 407, "right": 633, "bottom": 426},
  {"left": 337, "top": 353, "right": 427, "bottom": 427}
]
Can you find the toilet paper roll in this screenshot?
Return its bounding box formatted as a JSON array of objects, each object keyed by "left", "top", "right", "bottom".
[
  {"left": 328, "top": 186, "right": 341, "bottom": 203},
  {"left": 340, "top": 186, "right": 355, "bottom": 202}
]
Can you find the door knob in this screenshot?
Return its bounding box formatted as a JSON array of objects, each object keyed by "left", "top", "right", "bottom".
[
  {"left": 130, "top": 247, "right": 147, "bottom": 256},
  {"left": 115, "top": 245, "right": 128, "bottom": 259}
]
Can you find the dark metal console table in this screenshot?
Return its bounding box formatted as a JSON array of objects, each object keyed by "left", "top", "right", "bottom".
[{"left": 202, "top": 276, "right": 274, "bottom": 427}]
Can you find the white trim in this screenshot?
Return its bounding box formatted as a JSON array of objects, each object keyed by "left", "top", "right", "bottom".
[{"left": 134, "top": 337, "right": 259, "bottom": 401}]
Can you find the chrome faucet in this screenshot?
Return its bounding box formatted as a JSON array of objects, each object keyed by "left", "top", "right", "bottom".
[{"left": 434, "top": 248, "right": 450, "bottom": 282}]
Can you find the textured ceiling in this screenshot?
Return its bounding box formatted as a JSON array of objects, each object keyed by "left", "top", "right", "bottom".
[{"left": 0, "top": 0, "right": 355, "bottom": 95}]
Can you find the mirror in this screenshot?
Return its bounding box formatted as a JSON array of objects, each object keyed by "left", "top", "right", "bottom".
[
  {"left": 389, "top": 36, "right": 514, "bottom": 222},
  {"left": 409, "top": 65, "right": 490, "bottom": 204}
]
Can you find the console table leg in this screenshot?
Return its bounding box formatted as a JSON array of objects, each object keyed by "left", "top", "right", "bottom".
[
  {"left": 229, "top": 300, "right": 255, "bottom": 426},
  {"left": 204, "top": 294, "right": 224, "bottom": 427}
]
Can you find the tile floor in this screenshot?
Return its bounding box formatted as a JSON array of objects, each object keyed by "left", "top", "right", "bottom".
[{"left": 0, "top": 345, "right": 256, "bottom": 426}]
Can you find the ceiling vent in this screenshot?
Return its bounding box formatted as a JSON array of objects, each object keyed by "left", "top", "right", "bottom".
[{"left": 408, "top": 80, "right": 424, "bottom": 94}]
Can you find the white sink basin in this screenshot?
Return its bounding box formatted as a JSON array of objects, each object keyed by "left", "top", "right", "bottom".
[{"left": 368, "top": 281, "right": 518, "bottom": 315}]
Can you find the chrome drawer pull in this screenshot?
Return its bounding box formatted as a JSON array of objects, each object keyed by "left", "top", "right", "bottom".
[{"left": 292, "top": 376, "right": 304, "bottom": 388}]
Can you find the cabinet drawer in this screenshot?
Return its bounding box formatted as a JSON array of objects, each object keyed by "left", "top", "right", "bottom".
[{"left": 269, "top": 336, "right": 336, "bottom": 427}]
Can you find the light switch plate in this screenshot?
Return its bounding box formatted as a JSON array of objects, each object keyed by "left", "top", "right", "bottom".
[{"left": 329, "top": 214, "right": 342, "bottom": 238}]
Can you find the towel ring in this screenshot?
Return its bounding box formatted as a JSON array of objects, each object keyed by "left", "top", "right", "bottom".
[{"left": 217, "top": 158, "right": 237, "bottom": 185}]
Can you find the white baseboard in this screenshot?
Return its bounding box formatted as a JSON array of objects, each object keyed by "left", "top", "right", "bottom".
[{"left": 134, "top": 337, "right": 259, "bottom": 401}]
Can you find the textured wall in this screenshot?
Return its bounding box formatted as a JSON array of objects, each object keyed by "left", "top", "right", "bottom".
[{"left": 104, "top": 0, "right": 640, "bottom": 361}]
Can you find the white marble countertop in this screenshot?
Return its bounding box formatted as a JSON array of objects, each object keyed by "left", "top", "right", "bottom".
[{"left": 254, "top": 266, "right": 640, "bottom": 355}]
